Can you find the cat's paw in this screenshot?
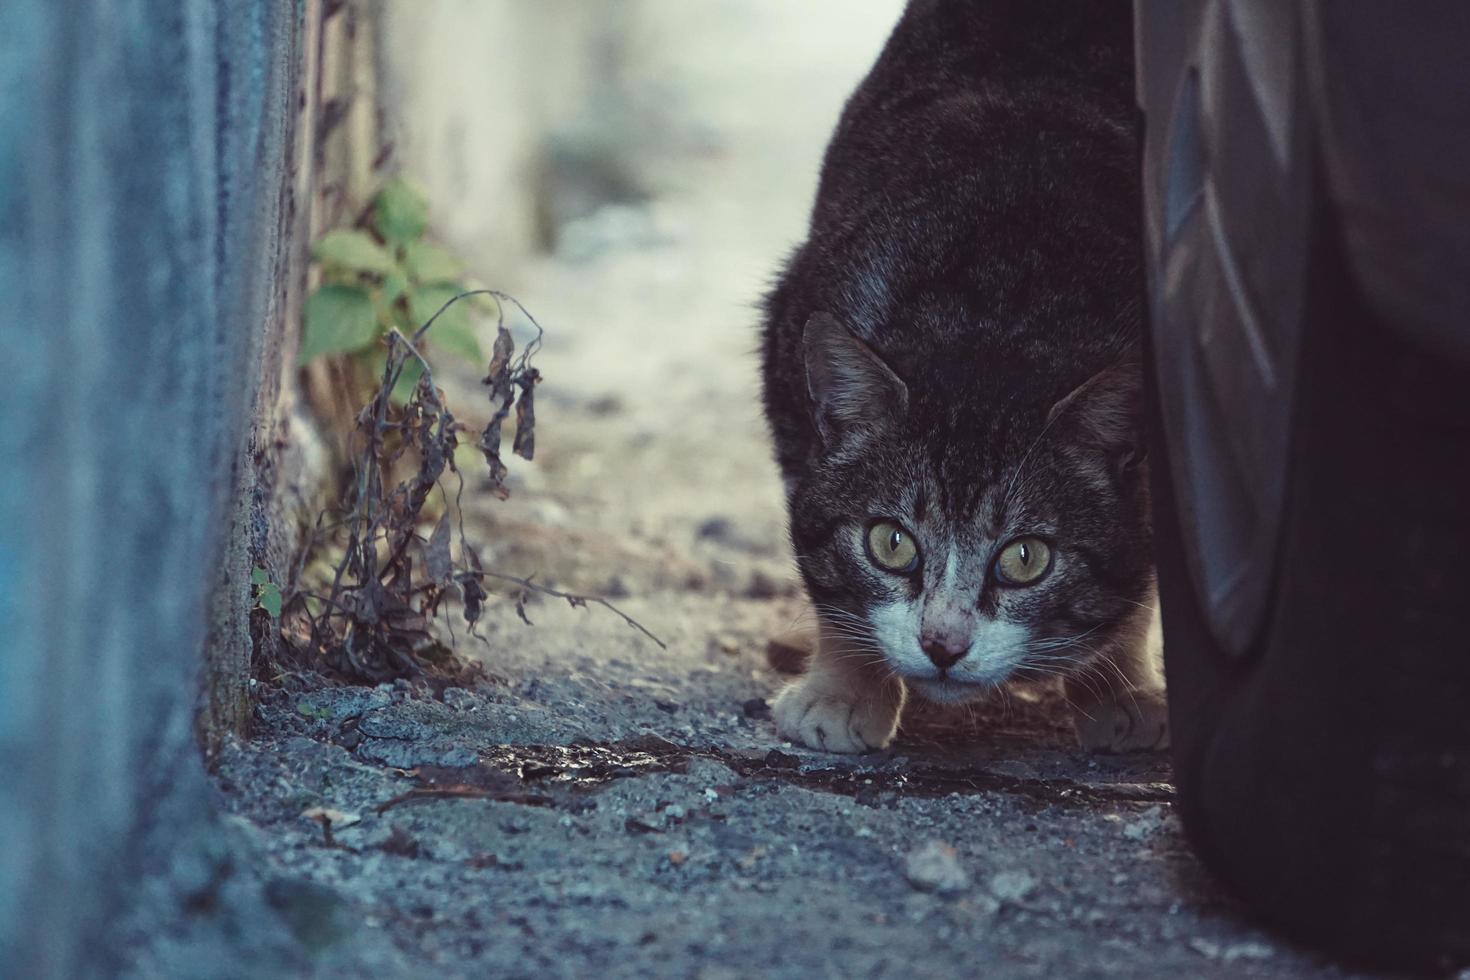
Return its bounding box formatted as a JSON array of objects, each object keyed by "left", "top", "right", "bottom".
[
  {"left": 772, "top": 676, "right": 901, "bottom": 754},
  {"left": 1072, "top": 687, "right": 1170, "bottom": 754}
]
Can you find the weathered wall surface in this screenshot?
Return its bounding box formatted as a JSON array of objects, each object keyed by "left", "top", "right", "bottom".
[
  {"left": 0, "top": 1, "right": 305, "bottom": 975},
  {"left": 377, "top": 0, "right": 611, "bottom": 277}
]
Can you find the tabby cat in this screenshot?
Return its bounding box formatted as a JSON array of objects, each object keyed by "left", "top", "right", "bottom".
[{"left": 759, "top": 0, "right": 1165, "bottom": 753}]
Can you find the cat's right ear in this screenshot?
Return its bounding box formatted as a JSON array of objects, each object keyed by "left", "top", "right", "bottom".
[{"left": 803, "top": 312, "right": 908, "bottom": 444}]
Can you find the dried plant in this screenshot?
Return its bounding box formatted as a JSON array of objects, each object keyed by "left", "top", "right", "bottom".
[{"left": 277, "top": 290, "right": 662, "bottom": 686}]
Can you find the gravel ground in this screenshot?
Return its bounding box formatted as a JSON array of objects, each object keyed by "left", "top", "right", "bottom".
[{"left": 134, "top": 5, "right": 1388, "bottom": 976}]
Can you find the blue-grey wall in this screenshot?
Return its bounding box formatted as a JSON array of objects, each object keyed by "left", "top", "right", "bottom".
[{"left": 0, "top": 1, "right": 301, "bottom": 975}]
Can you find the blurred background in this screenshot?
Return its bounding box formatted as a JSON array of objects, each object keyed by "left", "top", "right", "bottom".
[{"left": 371, "top": 0, "right": 904, "bottom": 588}]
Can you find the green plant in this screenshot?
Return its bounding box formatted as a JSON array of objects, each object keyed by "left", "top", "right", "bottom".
[
  {"left": 301, "top": 177, "right": 483, "bottom": 401},
  {"left": 252, "top": 566, "right": 283, "bottom": 619}
]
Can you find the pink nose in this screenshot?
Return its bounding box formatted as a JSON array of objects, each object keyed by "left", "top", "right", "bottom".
[{"left": 921, "top": 637, "right": 967, "bottom": 671}]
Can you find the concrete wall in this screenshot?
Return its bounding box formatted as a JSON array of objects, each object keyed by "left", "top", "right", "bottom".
[
  {"left": 0, "top": 1, "right": 304, "bottom": 974},
  {"left": 377, "top": 0, "right": 614, "bottom": 278}
]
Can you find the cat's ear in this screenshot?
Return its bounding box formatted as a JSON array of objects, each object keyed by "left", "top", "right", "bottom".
[
  {"left": 1046, "top": 355, "right": 1145, "bottom": 471},
  {"left": 803, "top": 312, "right": 908, "bottom": 444}
]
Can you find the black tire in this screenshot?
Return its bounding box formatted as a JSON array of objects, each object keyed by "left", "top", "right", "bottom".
[{"left": 1146, "top": 197, "right": 1470, "bottom": 970}]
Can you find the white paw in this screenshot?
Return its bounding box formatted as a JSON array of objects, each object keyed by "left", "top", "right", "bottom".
[
  {"left": 772, "top": 675, "right": 901, "bottom": 754},
  {"left": 1072, "top": 687, "right": 1170, "bottom": 754}
]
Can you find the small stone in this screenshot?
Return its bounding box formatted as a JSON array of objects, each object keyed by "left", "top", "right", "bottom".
[
  {"left": 663, "top": 804, "right": 687, "bottom": 821},
  {"left": 903, "top": 839, "right": 971, "bottom": 894},
  {"left": 1220, "top": 941, "right": 1275, "bottom": 962},
  {"left": 686, "top": 757, "right": 739, "bottom": 784},
  {"left": 1122, "top": 805, "right": 1166, "bottom": 841},
  {"left": 441, "top": 688, "right": 480, "bottom": 711},
  {"left": 711, "top": 634, "right": 742, "bottom": 656},
  {"left": 1188, "top": 938, "right": 1221, "bottom": 960},
  {"left": 741, "top": 697, "right": 770, "bottom": 719},
  {"left": 379, "top": 826, "right": 420, "bottom": 859},
  {"left": 696, "top": 517, "right": 734, "bottom": 542},
  {"left": 988, "top": 870, "right": 1038, "bottom": 903},
  {"left": 744, "top": 569, "right": 782, "bottom": 599},
  {"left": 586, "top": 394, "right": 623, "bottom": 416},
  {"left": 668, "top": 851, "right": 687, "bottom": 866}
]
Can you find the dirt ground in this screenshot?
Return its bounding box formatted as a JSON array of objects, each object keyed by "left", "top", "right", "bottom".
[{"left": 128, "top": 5, "right": 1387, "bottom": 977}]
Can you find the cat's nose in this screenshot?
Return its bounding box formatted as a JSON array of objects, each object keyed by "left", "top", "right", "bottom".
[{"left": 921, "top": 638, "right": 967, "bottom": 671}]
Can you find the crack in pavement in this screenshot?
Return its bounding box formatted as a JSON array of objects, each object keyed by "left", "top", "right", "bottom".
[{"left": 377, "top": 735, "right": 1174, "bottom": 814}]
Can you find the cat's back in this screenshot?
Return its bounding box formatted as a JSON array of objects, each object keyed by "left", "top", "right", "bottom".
[
  {"left": 761, "top": 0, "right": 1138, "bottom": 477},
  {"left": 813, "top": 0, "right": 1134, "bottom": 250}
]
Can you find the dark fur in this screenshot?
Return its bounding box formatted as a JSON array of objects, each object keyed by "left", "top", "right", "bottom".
[{"left": 760, "top": 0, "right": 1151, "bottom": 662}]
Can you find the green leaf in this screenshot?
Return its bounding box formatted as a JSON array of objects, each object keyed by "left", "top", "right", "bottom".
[
  {"left": 312, "top": 229, "right": 395, "bottom": 276},
  {"left": 300, "top": 285, "right": 378, "bottom": 362},
  {"left": 402, "top": 240, "right": 463, "bottom": 284},
  {"left": 250, "top": 566, "right": 270, "bottom": 586},
  {"left": 409, "top": 284, "right": 481, "bottom": 363},
  {"left": 381, "top": 267, "right": 409, "bottom": 306},
  {"left": 374, "top": 178, "right": 428, "bottom": 246},
  {"left": 362, "top": 347, "right": 427, "bottom": 406},
  {"left": 257, "top": 583, "right": 283, "bottom": 619},
  {"left": 391, "top": 355, "right": 425, "bottom": 405}
]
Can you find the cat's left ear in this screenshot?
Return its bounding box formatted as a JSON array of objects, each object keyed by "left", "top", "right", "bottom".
[
  {"left": 803, "top": 312, "right": 909, "bottom": 444},
  {"left": 1046, "top": 355, "right": 1145, "bottom": 472}
]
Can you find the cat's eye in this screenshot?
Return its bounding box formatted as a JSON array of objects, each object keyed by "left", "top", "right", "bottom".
[
  {"left": 994, "top": 537, "right": 1052, "bottom": 586},
  {"left": 865, "top": 520, "right": 920, "bottom": 574}
]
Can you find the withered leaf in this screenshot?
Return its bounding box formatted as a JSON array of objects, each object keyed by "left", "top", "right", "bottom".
[
  {"left": 483, "top": 326, "right": 515, "bottom": 402},
  {"left": 425, "top": 512, "right": 453, "bottom": 585},
  {"left": 461, "top": 575, "right": 487, "bottom": 627},
  {"left": 512, "top": 379, "right": 536, "bottom": 461}
]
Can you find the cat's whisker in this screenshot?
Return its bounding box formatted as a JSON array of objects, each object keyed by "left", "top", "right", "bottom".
[{"left": 1091, "top": 650, "right": 1144, "bottom": 718}]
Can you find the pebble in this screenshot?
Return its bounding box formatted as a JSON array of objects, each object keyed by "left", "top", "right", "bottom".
[
  {"left": 1188, "top": 938, "right": 1274, "bottom": 962},
  {"left": 1221, "top": 941, "right": 1276, "bottom": 963},
  {"left": 695, "top": 517, "right": 734, "bottom": 542},
  {"left": 988, "top": 869, "right": 1038, "bottom": 903},
  {"left": 903, "top": 839, "right": 971, "bottom": 894},
  {"left": 441, "top": 688, "right": 480, "bottom": 711},
  {"left": 1122, "top": 805, "right": 1166, "bottom": 841},
  {"left": 741, "top": 697, "right": 770, "bottom": 719},
  {"left": 744, "top": 569, "right": 782, "bottom": 599}
]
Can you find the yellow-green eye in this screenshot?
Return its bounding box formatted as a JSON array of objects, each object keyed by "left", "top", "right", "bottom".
[
  {"left": 866, "top": 520, "right": 919, "bottom": 573},
  {"left": 994, "top": 537, "right": 1052, "bottom": 586}
]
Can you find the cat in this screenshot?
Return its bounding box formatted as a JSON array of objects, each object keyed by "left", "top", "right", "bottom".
[{"left": 759, "top": 0, "right": 1165, "bottom": 754}]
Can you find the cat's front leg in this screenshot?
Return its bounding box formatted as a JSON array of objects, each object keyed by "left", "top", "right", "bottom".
[
  {"left": 1067, "top": 604, "right": 1170, "bottom": 753},
  {"left": 772, "top": 624, "right": 905, "bottom": 754}
]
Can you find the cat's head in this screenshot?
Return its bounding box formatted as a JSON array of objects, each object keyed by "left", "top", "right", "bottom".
[{"left": 788, "top": 312, "right": 1152, "bottom": 704}]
